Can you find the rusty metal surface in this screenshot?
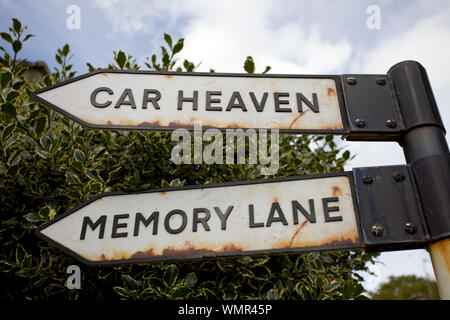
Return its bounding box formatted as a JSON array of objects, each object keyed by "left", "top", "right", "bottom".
[
  {"left": 32, "top": 70, "right": 345, "bottom": 133},
  {"left": 36, "top": 173, "right": 360, "bottom": 265},
  {"left": 429, "top": 238, "right": 450, "bottom": 299}
]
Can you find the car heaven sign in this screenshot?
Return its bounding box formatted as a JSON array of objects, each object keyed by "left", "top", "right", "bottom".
[
  {"left": 36, "top": 173, "right": 360, "bottom": 265},
  {"left": 32, "top": 70, "right": 345, "bottom": 133}
]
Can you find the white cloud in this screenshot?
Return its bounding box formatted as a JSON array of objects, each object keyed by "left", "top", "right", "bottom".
[{"left": 347, "top": 10, "right": 450, "bottom": 170}]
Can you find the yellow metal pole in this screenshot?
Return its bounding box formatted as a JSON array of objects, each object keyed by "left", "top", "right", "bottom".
[{"left": 429, "top": 238, "right": 450, "bottom": 299}]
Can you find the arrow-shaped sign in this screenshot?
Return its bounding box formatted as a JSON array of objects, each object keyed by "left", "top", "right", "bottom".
[
  {"left": 36, "top": 173, "right": 360, "bottom": 265},
  {"left": 32, "top": 70, "right": 346, "bottom": 133}
]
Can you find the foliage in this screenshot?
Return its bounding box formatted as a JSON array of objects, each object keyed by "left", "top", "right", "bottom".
[
  {"left": 0, "top": 18, "right": 377, "bottom": 300},
  {"left": 370, "top": 275, "right": 440, "bottom": 300}
]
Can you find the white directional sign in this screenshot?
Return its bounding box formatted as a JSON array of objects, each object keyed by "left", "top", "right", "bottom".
[
  {"left": 32, "top": 70, "right": 345, "bottom": 133},
  {"left": 36, "top": 174, "right": 360, "bottom": 265}
]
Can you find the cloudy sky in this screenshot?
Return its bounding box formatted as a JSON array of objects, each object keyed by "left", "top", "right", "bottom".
[{"left": 2, "top": 0, "right": 449, "bottom": 293}]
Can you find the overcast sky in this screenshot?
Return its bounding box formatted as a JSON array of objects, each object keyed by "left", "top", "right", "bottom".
[{"left": 1, "top": 0, "right": 449, "bottom": 293}]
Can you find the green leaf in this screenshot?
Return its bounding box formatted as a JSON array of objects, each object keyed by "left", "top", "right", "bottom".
[
  {"left": 15, "top": 244, "right": 26, "bottom": 265},
  {"left": 122, "top": 275, "right": 139, "bottom": 290},
  {"left": 0, "top": 32, "right": 13, "bottom": 43},
  {"left": 1, "top": 102, "right": 16, "bottom": 118},
  {"left": 1, "top": 71, "right": 12, "bottom": 88},
  {"left": 262, "top": 66, "right": 271, "bottom": 74},
  {"left": 6, "top": 90, "right": 19, "bottom": 102},
  {"left": 62, "top": 44, "right": 70, "bottom": 56},
  {"left": 115, "top": 51, "right": 126, "bottom": 69},
  {"left": 65, "top": 171, "right": 81, "bottom": 184},
  {"left": 12, "top": 40, "right": 22, "bottom": 53},
  {"left": 172, "top": 38, "right": 184, "bottom": 55},
  {"left": 2, "top": 122, "right": 16, "bottom": 141},
  {"left": 164, "top": 264, "right": 178, "bottom": 287},
  {"left": 35, "top": 116, "right": 46, "bottom": 136},
  {"left": 74, "top": 149, "right": 86, "bottom": 162},
  {"left": 23, "top": 34, "right": 34, "bottom": 42},
  {"left": 342, "top": 150, "right": 350, "bottom": 160},
  {"left": 12, "top": 18, "right": 22, "bottom": 33},
  {"left": 113, "top": 286, "right": 130, "bottom": 298},
  {"left": 164, "top": 33, "right": 172, "bottom": 49},
  {"left": 244, "top": 56, "right": 255, "bottom": 74},
  {"left": 185, "top": 272, "right": 197, "bottom": 288},
  {"left": 40, "top": 135, "right": 51, "bottom": 151},
  {"left": 85, "top": 169, "right": 103, "bottom": 182},
  {"left": 267, "top": 288, "right": 279, "bottom": 300},
  {"left": 55, "top": 54, "right": 62, "bottom": 65},
  {"left": 172, "top": 286, "right": 192, "bottom": 299}
]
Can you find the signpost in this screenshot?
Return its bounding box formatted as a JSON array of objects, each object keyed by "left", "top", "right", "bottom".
[
  {"left": 36, "top": 174, "right": 360, "bottom": 265},
  {"left": 33, "top": 61, "right": 450, "bottom": 299}
]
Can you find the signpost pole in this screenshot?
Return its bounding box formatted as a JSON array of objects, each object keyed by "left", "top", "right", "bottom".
[{"left": 388, "top": 61, "right": 450, "bottom": 299}]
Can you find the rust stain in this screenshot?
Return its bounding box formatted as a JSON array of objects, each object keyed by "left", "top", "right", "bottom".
[
  {"left": 288, "top": 111, "right": 308, "bottom": 129},
  {"left": 431, "top": 238, "right": 450, "bottom": 272},
  {"left": 137, "top": 120, "right": 162, "bottom": 127},
  {"left": 332, "top": 185, "right": 342, "bottom": 197},
  {"left": 327, "top": 88, "right": 336, "bottom": 97},
  {"left": 275, "top": 229, "right": 359, "bottom": 250},
  {"left": 159, "top": 191, "right": 167, "bottom": 196},
  {"left": 129, "top": 243, "right": 243, "bottom": 260},
  {"left": 165, "top": 75, "right": 173, "bottom": 79},
  {"left": 106, "top": 121, "right": 112, "bottom": 125},
  {"left": 288, "top": 220, "right": 308, "bottom": 247},
  {"left": 273, "top": 197, "right": 279, "bottom": 202}
]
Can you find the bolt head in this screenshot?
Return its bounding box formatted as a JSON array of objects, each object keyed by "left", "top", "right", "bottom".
[
  {"left": 347, "top": 77, "right": 357, "bottom": 85},
  {"left": 405, "top": 222, "right": 417, "bottom": 235},
  {"left": 362, "top": 175, "right": 373, "bottom": 184},
  {"left": 371, "top": 224, "right": 384, "bottom": 237},
  {"left": 386, "top": 119, "right": 397, "bottom": 128},
  {"left": 355, "top": 119, "right": 366, "bottom": 128},
  {"left": 393, "top": 171, "right": 405, "bottom": 182},
  {"left": 376, "top": 78, "right": 387, "bottom": 86}
]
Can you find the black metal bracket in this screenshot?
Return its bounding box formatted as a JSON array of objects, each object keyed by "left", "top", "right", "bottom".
[
  {"left": 342, "top": 74, "right": 404, "bottom": 141},
  {"left": 353, "top": 165, "right": 429, "bottom": 251}
]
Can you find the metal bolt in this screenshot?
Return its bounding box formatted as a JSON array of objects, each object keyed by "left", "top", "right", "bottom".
[
  {"left": 355, "top": 119, "right": 365, "bottom": 128},
  {"left": 393, "top": 171, "right": 405, "bottom": 182},
  {"left": 405, "top": 222, "right": 417, "bottom": 235},
  {"left": 371, "top": 224, "right": 384, "bottom": 237},
  {"left": 347, "top": 77, "right": 357, "bottom": 85},
  {"left": 376, "top": 78, "right": 387, "bottom": 86},
  {"left": 362, "top": 175, "right": 373, "bottom": 184},
  {"left": 386, "top": 119, "right": 397, "bottom": 128}
]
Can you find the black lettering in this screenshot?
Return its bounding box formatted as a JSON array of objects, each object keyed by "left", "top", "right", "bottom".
[
  {"left": 248, "top": 204, "right": 264, "bottom": 228},
  {"left": 214, "top": 206, "right": 233, "bottom": 230},
  {"left": 177, "top": 90, "right": 198, "bottom": 110},
  {"left": 80, "top": 215, "right": 106, "bottom": 240},
  {"left": 296, "top": 92, "right": 319, "bottom": 113},
  {"left": 90, "top": 87, "right": 113, "bottom": 108},
  {"left": 111, "top": 214, "right": 129, "bottom": 238},
  {"left": 114, "top": 88, "right": 136, "bottom": 109},
  {"left": 142, "top": 89, "right": 161, "bottom": 109},
  {"left": 193, "top": 208, "right": 211, "bottom": 232},
  {"left": 249, "top": 92, "right": 268, "bottom": 112},
  {"left": 134, "top": 211, "right": 159, "bottom": 236},
  {"left": 292, "top": 200, "right": 316, "bottom": 224},
  {"left": 274, "top": 92, "right": 291, "bottom": 112},
  {"left": 323, "top": 197, "right": 343, "bottom": 222},
  {"left": 226, "top": 91, "right": 247, "bottom": 111},
  {"left": 164, "top": 209, "right": 187, "bottom": 234},
  {"left": 205, "top": 91, "right": 222, "bottom": 111},
  {"left": 266, "top": 202, "right": 288, "bottom": 227}
]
